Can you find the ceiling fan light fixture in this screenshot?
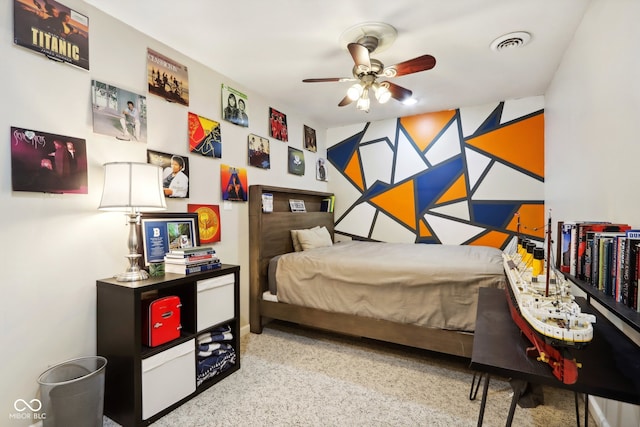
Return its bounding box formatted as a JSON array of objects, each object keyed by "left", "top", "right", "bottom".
[
  {"left": 356, "top": 89, "right": 370, "bottom": 112},
  {"left": 347, "top": 83, "right": 364, "bottom": 101},
  {"left": 374, "top": 83, "right": 391, "bottom": 104},
  {"left": 402, "top": 97, "right": 418, "bottom": 106}
]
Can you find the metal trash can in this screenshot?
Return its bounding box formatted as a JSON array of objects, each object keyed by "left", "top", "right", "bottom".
[{"left": 37, "top": 356, "right": 107, "bottom": 427}]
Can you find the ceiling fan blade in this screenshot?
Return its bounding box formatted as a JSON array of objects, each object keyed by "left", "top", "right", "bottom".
[
  {"left": 384, "top": 81, "right": 413, "bottom": 102},
  {"left": 302, "top": 77, "right": 356, "bottom": 83},
  {"left": 347, "top": 43, "right": 371, "bottom": 72},
  {"left": 338, "top": 95, "right": 354, "bottom": 107},
  {"left": 383, "top": 54, "right": 436, "bottom": 77}
]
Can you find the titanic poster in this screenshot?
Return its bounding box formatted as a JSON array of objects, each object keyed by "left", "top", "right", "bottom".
[{"left": 14, "top": 0, "right": 90, "bottom": 70}]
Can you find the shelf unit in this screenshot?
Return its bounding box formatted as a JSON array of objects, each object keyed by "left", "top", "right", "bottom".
[
  {"left": 566, "top": 274, "right": 640, "bottom": 334},
  {"left": 97, "top": 264, "right": 240, "bottom": 427}
]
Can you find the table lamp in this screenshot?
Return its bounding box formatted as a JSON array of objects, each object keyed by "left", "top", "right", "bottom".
[{"left": 99, "top": 162, "right": 167, "bottom": 281}]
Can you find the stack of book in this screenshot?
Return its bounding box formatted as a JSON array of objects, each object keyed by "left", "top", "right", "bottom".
[{"left": 164, "top": 245, "right": 221, "bottom": 275}]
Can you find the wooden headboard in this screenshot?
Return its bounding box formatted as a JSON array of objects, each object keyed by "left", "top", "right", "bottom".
[{"left": 249, "top": 185, "right": 334, "bottom": 330}]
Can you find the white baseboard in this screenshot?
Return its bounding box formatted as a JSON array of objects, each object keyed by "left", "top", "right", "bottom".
[
  {"left": 588, "top": 395, "right": 610, "bottom": 427},
  {"left": 240, "top": 324, "right": 251, "bottom": 337}
]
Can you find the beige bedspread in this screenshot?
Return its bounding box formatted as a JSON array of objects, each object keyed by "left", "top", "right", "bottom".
[{"left": 271, "top": 241, "right": 506, "bottom": 332}]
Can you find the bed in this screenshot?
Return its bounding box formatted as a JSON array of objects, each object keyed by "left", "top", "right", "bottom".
[{"left": 249, "top": 185, "right": 506, "bottom": 358}]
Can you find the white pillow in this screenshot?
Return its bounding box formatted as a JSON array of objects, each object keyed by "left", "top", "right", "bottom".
[
  {"left": 297, "top": 226, "right": 333, "bottom": 251},
  {"left": 291, "top": 226, "right": 320, "bottom": 252}
]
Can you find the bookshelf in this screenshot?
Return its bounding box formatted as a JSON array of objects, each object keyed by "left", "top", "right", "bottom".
[
  {"left": 566, "top": 274, "right": 640, "bottom": 334},
  {"left": 556, "top": 220, "right": 640, "bottom": 334},
  {"left": 97, "top": 265, "right": 240, "bottom": 426}
]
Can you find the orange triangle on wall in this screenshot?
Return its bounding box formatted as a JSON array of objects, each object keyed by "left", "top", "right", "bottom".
[
  {"left": 466, "top": 113, "right": 544, "bottom": 178},
  {"left": 401, "top": 110, "right": 456, "bottom": 152},
  {"left": 506, "top": 204, "right": 545, "bottom": 240},
  {"left": 419, "top": 219, "right": 432, "bottom": 237},
  {"left": 468, "top": 230, "right": 510, "bottom": 249},
  {"left": 436, "top": 174, "right": 467, "bottom": 204},
  {"left": 344, "top": 151, "right": 364, "bottom": 191},
  {"left": 371, "top": 180, "right": 417, "bottom": 230}
]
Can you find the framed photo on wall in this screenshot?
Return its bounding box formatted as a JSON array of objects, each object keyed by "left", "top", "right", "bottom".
[
  {"left": 147, "top": 149, "right": 190, "bottom": 198},
  {"left": 304, "top": 125, "right": 317, "bottom": 152},
  {"left": 188, "top": 112, "right": 221, "bottom": 158},
  {"left": 91, "top": 80, "right": 147, "bottom": 142},
  {"left": 13, "top": 0, "right": 90, "bottom": 70},
  {"left": 138, "top": 213, "right": 200, "bottom": 265},
  {"left": 288, "top": 147, "right": 305, "bottom": 176},
  {"left": 316, "top": 157, "right": 328, "bottom": 181},
  {"left": 269, "top": 107, "right": 288, "bottom": 142},
  {"left": 221, "top": 84, "right": 249, "bottom": 127},
  {"left": 147, "top": 48, "right": 189, "bottom": 106},
  {"left": 10, "top": 126, "right": 88, "bottom": 194},
  {"left": 220, "top": 164, "right": 248, "bottom": 202},
  {"left": 188, "top": 203, "right": 221, "bottom": 243},
  {"left": 248, "top": 133, "right": 270, "bottom": 169}
]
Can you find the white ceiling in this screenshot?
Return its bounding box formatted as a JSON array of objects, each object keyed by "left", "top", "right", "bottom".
[{"left": 82, "top": 0, "right": 590, "bottom": 128}]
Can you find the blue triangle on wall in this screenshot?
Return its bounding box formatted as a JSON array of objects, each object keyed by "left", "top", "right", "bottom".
[
  {"left": 415, "top": 156, "right": 464, "bottom": 214},
  {"left": 470, "top": 102, "right": 504, "bottom": 137},
  {"left": 471, "top": 202, "right": 519, "bottom": 228},
  {"left": 362, "top": 180, "right": 390, "bottom": 199},
  {"left": 327, "top": 130, "right": 366, "bottom": 172}
]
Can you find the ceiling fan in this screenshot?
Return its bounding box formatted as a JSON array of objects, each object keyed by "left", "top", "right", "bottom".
[{"left": 302, "top": 23, "right": 436, "bottom": 112}]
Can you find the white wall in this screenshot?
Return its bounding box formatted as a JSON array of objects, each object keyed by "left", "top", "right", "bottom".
[
  {"left": 545, "top": 0, "right": 640, "bottom": 426},
  {"left": 0, "top": 0, "right": 326, "bottom": 423}
]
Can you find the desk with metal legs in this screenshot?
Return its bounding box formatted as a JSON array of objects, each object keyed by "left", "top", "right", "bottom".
[{"left": 470, "top": 288, "right": 640, "bottom": 427}]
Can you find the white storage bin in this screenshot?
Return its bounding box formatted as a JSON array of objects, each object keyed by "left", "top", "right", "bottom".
[
  {"left": 141, "top": 339, "right": 195, "bottom": 420},
  {"left": 197, "top": 274, "right": 235, "bottom": 331}
]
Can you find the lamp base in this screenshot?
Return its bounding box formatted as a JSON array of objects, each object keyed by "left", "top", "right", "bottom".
[
  {"left": 115, "top": 253, "right": 149, "bottom": 282},
  {"left": 115, "top": 269, "right": 149, "bottom": 282}
]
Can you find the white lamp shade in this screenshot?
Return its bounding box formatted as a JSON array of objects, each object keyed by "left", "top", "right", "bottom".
[
  {"left": 99, "top": 162, "right": 167, "bottom": 211},
  {"left": 347, "top": 83, "right": 364, "bottom": 101}
]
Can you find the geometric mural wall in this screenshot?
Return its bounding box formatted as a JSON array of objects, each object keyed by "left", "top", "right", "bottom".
[{"left": 327, "top": 97, "right": 545, "bottom": 249}]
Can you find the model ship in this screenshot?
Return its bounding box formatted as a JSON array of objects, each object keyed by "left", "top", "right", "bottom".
[{"left": 502, "top": 216, "right": 596, "bottom": 384}]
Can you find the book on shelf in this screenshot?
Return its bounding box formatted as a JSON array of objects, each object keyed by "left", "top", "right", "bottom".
[
  {"left": 558, "top": 221, "right": 577, "bottom": 274},
  {"left": 320, "top": 195, "right": 336, "bottom": 213},
  {"left": 164, "top": 260, "right": 222, "bottom": 275},
  {"left": 622, "top": 230, "right": 640, "bottom": 309},
  {"left": 261, "top": 193, "right": 273, "bottom": 213},
  {"left": 164, "top": 253, "right": 217, "bottom": 264},
  {"left": 169, "top": 245, "right": 216, "bottom": 255},
  {"left": 576, "top": 222, "right": 629, "bottom": 280},
  {"left": 588, "top": 231, "right": 626, "bottom": 290}
]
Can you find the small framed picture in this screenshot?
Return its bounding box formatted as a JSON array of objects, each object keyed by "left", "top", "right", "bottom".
[
  {"left": 316, "top": 158, "right": 328, "bottom": 181},
  {"left": 188, "top": 112, "right": 221, "bottom": 158},
  {"left": 188, "top": 203, "right": 221, "bottom": 243},
  {"left": 248, "top": 133, "right": 270, "bottom": 169},
  {"left": 222, "top": 84, "right": 249, "bottom": 127},
  {"left": 138, "top": 213, "right": 200, "bottom": 266},
  {"left": 288, "top": 147, "right": 305, "bottom": 176},
  {"left": 147, "top": 149, "right": 190, "bottom": 198},
  {"left": 269, "top": 107, "right": 288, "bottom": 142},
  {"left": 289, "top": 199, "right": 306, "bottom": 212},
  {"left": 304, "top": 125, "right": 317, "bottom": 152}
]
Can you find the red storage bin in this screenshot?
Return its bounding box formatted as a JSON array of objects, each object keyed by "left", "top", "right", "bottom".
[{"left": 142, "top": 296, "right": 182, "bottom": 347}]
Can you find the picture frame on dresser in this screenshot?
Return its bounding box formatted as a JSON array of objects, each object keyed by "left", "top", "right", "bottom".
[{"left": 138, "top": 212, "right": 200, "bottom": 266}]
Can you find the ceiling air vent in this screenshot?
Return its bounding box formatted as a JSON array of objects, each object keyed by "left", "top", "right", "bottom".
[{"left": 490, "top": 31, "right": 531, "bottom": 52}]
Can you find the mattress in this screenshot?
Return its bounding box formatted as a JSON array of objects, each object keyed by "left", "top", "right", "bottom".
[{"left": 268, "top": 241, "right": 506, "bottom": 332}]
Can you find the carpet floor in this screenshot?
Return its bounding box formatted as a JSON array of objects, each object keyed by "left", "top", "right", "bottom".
[{"left": 105, "top": 321, "right": 587, "bottom": 427}]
